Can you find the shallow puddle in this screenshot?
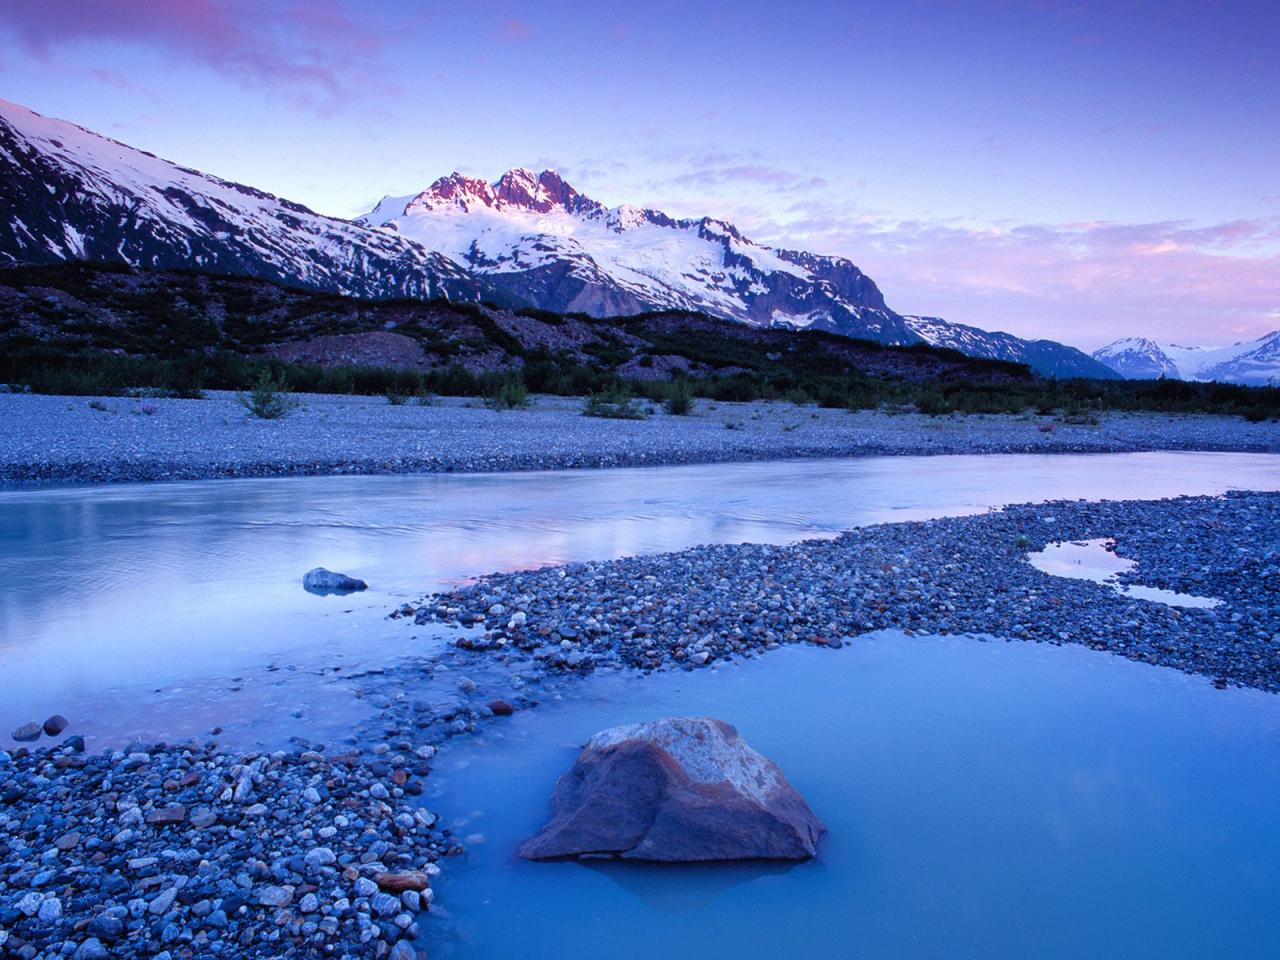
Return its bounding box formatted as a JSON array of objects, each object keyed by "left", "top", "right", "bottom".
[{"left": 1027, "top": 538, "right": 1223, "bottom": 608}]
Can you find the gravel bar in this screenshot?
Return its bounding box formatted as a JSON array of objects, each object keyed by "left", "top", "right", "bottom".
[
  {"left": 411, "top": 491, "right": 1280, "bottom": 694},
  {"left": 2, "top": 392, "right": 1276, "bottom": 484}
]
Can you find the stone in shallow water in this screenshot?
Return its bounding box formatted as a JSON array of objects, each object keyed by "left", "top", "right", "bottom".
[
  {"left": 302, "top": 567, "right": 368, "bottom": 595},
  {"left": 11, "top": 721, "right": 41, "bottom": 742},
  {"left": 519, "top": 716, "right": 825, "bottom": 862},
  {"left": 43, "top": 714, "right": 69, "bottom": 736}
]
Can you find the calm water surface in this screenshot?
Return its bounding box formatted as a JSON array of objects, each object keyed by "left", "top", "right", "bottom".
[
  {"left": 426, "top": 636, "right": 1280, "bottom": 960},
  {"left": 0, "top": 451, "right": 1277, "bottom": 747}
]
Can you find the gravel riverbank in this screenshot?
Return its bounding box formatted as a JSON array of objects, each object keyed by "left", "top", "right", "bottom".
[
  {"left": 2, "top": 391, "right": 1276, "bottom": 484},
  {"left": 411, "top": 491, "right": 1280, "bottom": 693}
]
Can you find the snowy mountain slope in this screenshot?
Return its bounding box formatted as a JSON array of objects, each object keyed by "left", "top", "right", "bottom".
[
  {"left": 903, "top": 316, "right": 1121, "bottom": 380},
  {"left": 0, "top": 98, "right": 478, "bottom": 301},
  {"left": 1089, "top": 338, "right": 1180, "bottom": 380},
  {"left": 1093, "top": 333, "right": 1280, "bottom": 385},
  {"left": 360, "top": 168, "right": 918, "bottom": 344},
  {"left": 0, "top": 97, "right": 1120, "bottom": 379}
]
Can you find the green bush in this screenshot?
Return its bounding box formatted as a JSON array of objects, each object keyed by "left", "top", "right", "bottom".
[
  {"left": 484, "top": 374, "right": 529, "bottom": 410},
  {"left": 237, "top": 368, "right": 298, "bottom": 420},
  {"left": 664, "top": 380, "right": 694, "bottom": 415},
  {"left": 583, "top": 384, "right": 647, "bottom": 420}
]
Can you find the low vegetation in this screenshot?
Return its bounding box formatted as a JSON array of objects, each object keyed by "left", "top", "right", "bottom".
[
  {"left": 2, "top": 341, "right": 1277, "bottom": 421},
  {"left": 582, "top": 385, "right": 648, "bottom": 420},
  {"left": 1, "top": 262, "right": 1276, "bottom": 421},
  {"left": 236, "top": 368, "right": 298, "bottom": 420}
]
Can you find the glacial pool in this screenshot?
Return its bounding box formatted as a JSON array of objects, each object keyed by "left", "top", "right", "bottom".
[{"left": 423, "top": 634, "right": 1280, "bottom": 960}]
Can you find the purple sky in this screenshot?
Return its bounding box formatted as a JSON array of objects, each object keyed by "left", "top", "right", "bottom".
[{"left": 2, "top": 0, "right": 1278, "bottom": 349}]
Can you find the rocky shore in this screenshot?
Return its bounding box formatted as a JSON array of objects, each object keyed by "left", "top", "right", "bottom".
[
  {"left": 0, "top": 738, "right": 452, "bottom": 959},
  {"left": 411, "top": 492, "right": 1280, "bottom": 693},
  {"left": 2, "top": 392, "right": 1276, "bottom": 484}
]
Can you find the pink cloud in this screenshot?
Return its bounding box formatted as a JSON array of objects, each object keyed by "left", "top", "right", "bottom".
[
  {"left": 755, "top": 204, "right": 1280, "bottom": 349},
  {"left": 498, "top": 19, "right": 534, "bottom": 42},
  {"left": 0, "top": 0, "right": 390, "bottom": 112}
]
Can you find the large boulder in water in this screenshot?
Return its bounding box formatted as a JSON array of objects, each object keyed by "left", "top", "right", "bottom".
[
  {"left": 302, "top": 568, "right": 368, "bottom": 595},
  {"left": 519, "top": 717, "right": 824, "bottom": 862}
]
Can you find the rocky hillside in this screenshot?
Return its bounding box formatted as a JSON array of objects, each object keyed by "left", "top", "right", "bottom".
[{"left": 0, "top": 262, "right": 1035, "bottom": 387}]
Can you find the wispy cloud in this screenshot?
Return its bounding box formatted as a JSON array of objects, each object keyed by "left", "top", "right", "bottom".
[
  {"left": 764, "top": 203, "right": 1280, "bottom": 348},
  {"left": 0, "top": 0, "right": 393, "bottom": 113},
  {"left": 498, "top": 19, "right": 534, "bottom": 42}
]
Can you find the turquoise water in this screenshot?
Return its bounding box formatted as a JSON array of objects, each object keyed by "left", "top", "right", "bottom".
[{"left": 424, "top": 635, "right": 1280, "bottom": 959}]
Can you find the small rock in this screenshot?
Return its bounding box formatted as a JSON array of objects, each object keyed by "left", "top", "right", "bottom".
[
  {"left": 487, "top": 699, "right": 515, "bottom": 716},
  {"left": 73, "top": 939, "right": 109, "bottom": 960},
  {"left": 146, "top": 804, "right": 187, "bottom": 826},
  {"left": 149, "top": 887, "right": 178, "bottom": 915},
  {"left": 38, "top": 897, "right": 63, "bottom": 922},
  {"left": 88, "top": 915, "right": 124, "bottom": 941},
  {"left": 43, "top": 714, "right": 69, "bottom": 736},
  {"left": 258, "top": 886, "right": 293, "bottom": 908},
  {"left": 54, "top": 831, "right": 82, "bottom": 851},
  {"left": 304, "top": 847, "right": 336, "bottom": 870},
  {"left": 11, "top": 722, "right": 41, "bottom": 742},
  {"left": 303, "top": 568, "right": 368, "bottom": 595}
]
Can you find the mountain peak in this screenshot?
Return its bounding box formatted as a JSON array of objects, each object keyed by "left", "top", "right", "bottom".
[{"left": 407, "top": 168, "right": 599, "bottom": 217}]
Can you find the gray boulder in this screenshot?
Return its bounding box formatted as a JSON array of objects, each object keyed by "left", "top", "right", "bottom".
[
  {"left": 11, "top": 721, "right": 41, "bottom": 742},
  {"left": 302, "top": 568, "right": 368, "bottom": 595},
  {"left": 519, "top": 717, "right": 824, "bottom": 862}
]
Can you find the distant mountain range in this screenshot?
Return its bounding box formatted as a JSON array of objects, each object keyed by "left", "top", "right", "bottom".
[
  {"left": 1092, "top": 334, "right": 1280, "bottom": 386},
  {"left": 2, "top": 95, "right": 1254, "bottom": 384}
]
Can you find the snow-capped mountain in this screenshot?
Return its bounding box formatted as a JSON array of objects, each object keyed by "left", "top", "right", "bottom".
[
  {"left": 0, "top": 98, "right": 476, "bottom": 301},
  {"left": 1093, "top": 333, "right": 1280, "bottom": 385},
  {"left": 903, "top": 315, "right": 1121, "bottom": 380},
  {"left": 0, "top": 96, "right": 1111, "bottom": 379},
  {"left": 359, "top": 168, "right": 919, "bottom": 343}
]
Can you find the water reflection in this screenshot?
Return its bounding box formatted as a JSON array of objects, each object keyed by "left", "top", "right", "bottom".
[{"left": 1, "top": 451, "right": 1276, "bottom": 748}]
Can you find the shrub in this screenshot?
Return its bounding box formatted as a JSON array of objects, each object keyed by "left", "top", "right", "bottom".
[
  {"left": 664, "top": 380, "right": 694, "bottom": 415},
  {"left": 237, "top": 368, "right": 298, "bottom": 420},
  {"left": 484, "top": 374, "right": 529, "bottom": 411},
  {"left": 385, "top": 387, "right": 409, "bottom": 405},
  {"left": 583, "top": 384, "right": 647, "bottom": 420}
]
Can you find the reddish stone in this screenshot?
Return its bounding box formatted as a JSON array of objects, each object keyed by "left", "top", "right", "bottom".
[
  {"left": 487, "top": 700, "right": 515, "bottom": 717},
  {"left": 146, "top": 803, "right": 187, "bottom": 826},
  {"left": 374, "top": 871, "right": 431, "bottom": 893}
]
